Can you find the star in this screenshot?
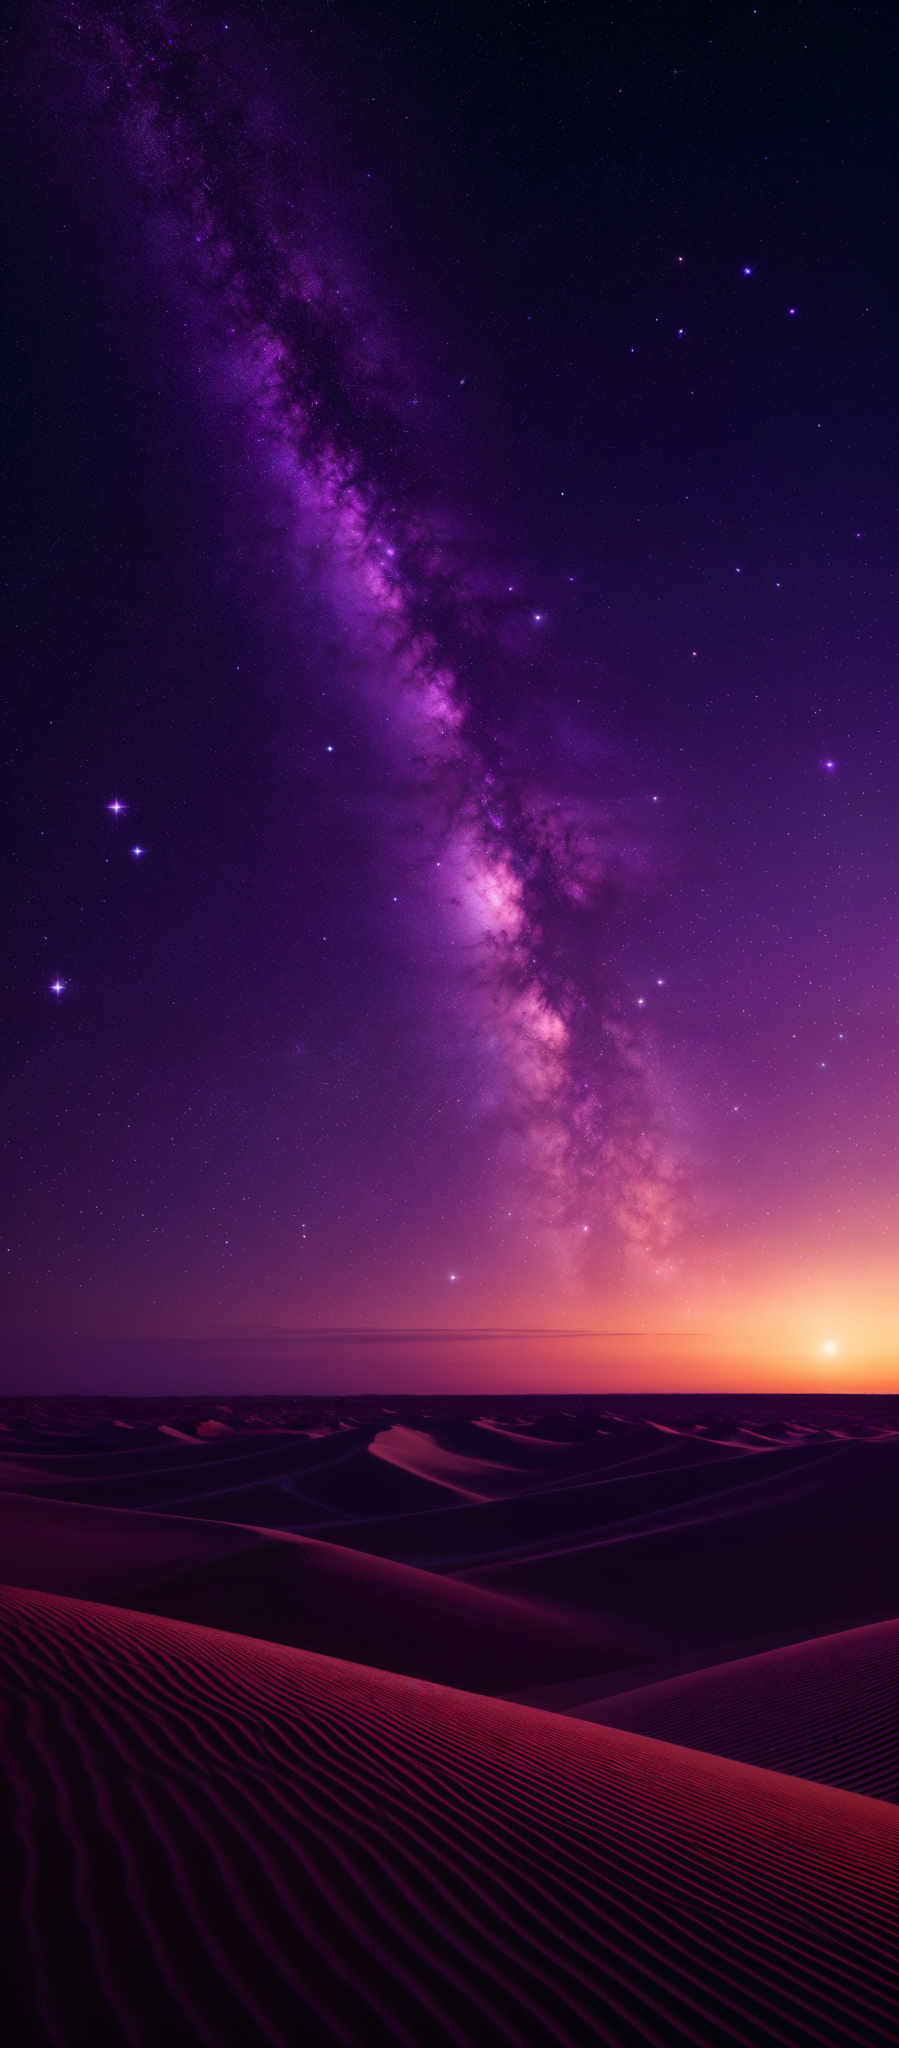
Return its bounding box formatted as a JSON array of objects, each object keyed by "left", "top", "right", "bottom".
[
  {"left": 448, "top": 1271, "right": 458, "bottom": 1283},
  {"left": 636, "top": 996, "right": 646, "bottom": 1008},
  {"left": 130, "top": 845, "right": 145, "bottom": 859},
  {"left": 49, "top": 979, "right": 66, "bottom": 997},
  {"left": 822, "top": 758, "right": 836, "bottom": 773},
  {"left": 532, "top": 611, "right": 545, "bottom": 624},
  {"left": 107, "top": 798, "right": 127, "bottom": 816},
  {"left": 787, "top": 305, "right": 797, "bottom": 316},
  {"left": 741, "top": 264, "right": 754, "bottom": 277}
]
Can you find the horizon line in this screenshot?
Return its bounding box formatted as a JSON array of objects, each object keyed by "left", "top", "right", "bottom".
[{"left": 1, "top": 1386, "right": 895, "bottom": 1400}]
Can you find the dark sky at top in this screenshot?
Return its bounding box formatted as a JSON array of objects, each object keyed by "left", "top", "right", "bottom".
[{"left": 3, "top": 0, "right": 899, "bottom": 1390}]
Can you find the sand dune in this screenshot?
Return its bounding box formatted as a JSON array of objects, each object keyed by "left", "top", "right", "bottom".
[
  {"left": 369, "top": 1423, "right": 530, "bottom": 1498},
  {"left": 2, "top": 1401, "right": 893, "bottom": 1537},
  {"left": 0, "top": 1425, "right": 376, "bottom": 1513},
  {"left": 463, "top": 1436, "right": 899, "bottom": 1653},
  {"left": 1, "top": 1583, "right": 896, "bottom": 2047},
  {"left": 2, "top": 1398, "right": 897, "bottom": 2043},
  {"left": 575, "top": 1618, "right": 899, "bottom": 1801},
  {"left": 0, "top": 1491, "right": 635, "bottom": 1693},
  {"left": 316, "top": 1434, "right": 812, "bottom": 1565}
]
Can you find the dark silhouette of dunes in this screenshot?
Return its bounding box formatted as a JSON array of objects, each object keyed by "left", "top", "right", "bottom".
[
  {"left": 0, "top": 1425, "right": 380, "bottom": 1517},
  {"left": 5, "top": 1423, "right": 489, "bottom": 1529},
  {"left": 1, "top": 1583, "right": 897, "bottom": 2047},
  {"left": 462, "top": 1437, "right": 899, "bottom": 1650},
  {"left": 0, "top": 1492, "right": 635, "bottom": 1692},
  {"left": 578, "top": 1618, "right": 899, "bottom": 1802},
  {"left": 313, "top": 1432, "right": 808, "bottom": 1566}
]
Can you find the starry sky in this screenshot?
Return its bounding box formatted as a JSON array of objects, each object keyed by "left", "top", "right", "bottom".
[{"left": 4, "top": 0, "right": 899, "bottom": 1392}]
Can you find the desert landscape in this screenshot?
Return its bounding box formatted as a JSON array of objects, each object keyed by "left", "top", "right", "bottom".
[
  {"left": 7, "top": 0, "right": 899, "bottom": 2040},
  {"left": 1, "top": 1395, "right": 896, "bottom": 2044}
]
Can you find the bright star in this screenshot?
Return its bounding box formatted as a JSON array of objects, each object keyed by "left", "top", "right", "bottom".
[
  {"left": 107, "top": 798, "right": 126, "bottom": 816},
  {"left": 742, "top": 264, "right": 754, "bottom": 277},
  {"left": 448, "top": 1272, "right": 458, "bottom": 1283},
  {"left": 532, "top": 611, "right": 544, "bottom": 624},
  {"left": 130, "top": 845, "right": 145, "bottom": 859},
  {"left": 49, "top": 979, "right": 66, "bottom": 997},
  {"left": 636, "top": 996, "right": 646, "bottom": 1008}
]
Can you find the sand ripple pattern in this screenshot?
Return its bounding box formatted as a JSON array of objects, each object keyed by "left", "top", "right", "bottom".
[
  {"left": 1, "top": 1584, "right": 896, "bottom": 2047},
  {"left": 588, "top": 1619, "right": 899, "bottom": 1802}
]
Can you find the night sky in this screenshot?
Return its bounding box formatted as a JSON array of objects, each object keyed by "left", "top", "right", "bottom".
[{"left": 4, "top": 0, "right": 899, "bottom": 1391}]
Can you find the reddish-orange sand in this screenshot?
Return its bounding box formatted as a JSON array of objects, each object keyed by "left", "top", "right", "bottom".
[
  {"left": 2, "top": 1583, "right": 897, "bottom": 2048},
  {"left": 576, "top": 1617, "right": 899, "bottom": 1802},
  {"left": 1, "top": 1397, "right": 897, "bottom": 2044},
  {"left": 0, "top": 1491, "right": 639, "bottom": 1693}
]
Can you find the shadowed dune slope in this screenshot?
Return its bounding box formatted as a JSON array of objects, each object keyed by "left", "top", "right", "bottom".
[
  {"left": 462, "top": 1439, "right": 899, "bottom": 1648},
  {"left": 3, "top": 1406, "right": 894, "bottom": 1535},
  {"left": 0, "top": 1492, "right": 635, "bottom": 1693},
  {"left": 576, "top": 1618, "right": 899, "bottom": 1802},
  {"left": 312, "top": 1437, "right": 854, "bottom": 1569},
  {"left": 1, "top": 1585, "right": 897, "bottom": 2048},
  {"left": 0, "top": 1422, "right": 464, "bottom": 1525}
]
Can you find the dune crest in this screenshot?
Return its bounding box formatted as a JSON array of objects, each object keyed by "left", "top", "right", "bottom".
[
  {"left": 1, "top": 1582, "right": 897, "bottom": 2047},
  {"left": 0, "top": 1490, "right": 634, "bottom": 1693},
  {"left": 578, "top": 1617, "right": 899, "bottom": 1801}
]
